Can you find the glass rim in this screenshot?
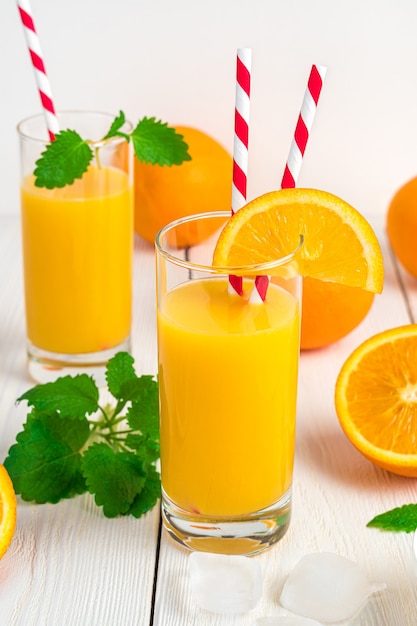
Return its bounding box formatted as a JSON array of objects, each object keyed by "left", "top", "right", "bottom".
[
  {"left": 155, "top": 210, "right": 304, "bottom": 275},
  {"left": 16, "top": 110, "right": 133, "bottom": 148}
]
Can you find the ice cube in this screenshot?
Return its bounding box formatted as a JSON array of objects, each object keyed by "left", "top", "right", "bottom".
[
  {"left": 252, "top": 617, "right": 323, "bottom": 625},
  {"left": 280, "top": 552, "right": 386, "bottom": 623},
  {"left": 189, "top": 551, "right": 263, "bottom": 614}
]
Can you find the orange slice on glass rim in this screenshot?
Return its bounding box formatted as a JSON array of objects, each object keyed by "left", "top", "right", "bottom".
[
  {"left": 212, "top": 188, "right": 384, "bottom": 292},
  {"left": 0, "top": 464, "right": 17, "bottom": 559},
  {"left": 335, "top": 325, "right": 417, "bottom": 477}
]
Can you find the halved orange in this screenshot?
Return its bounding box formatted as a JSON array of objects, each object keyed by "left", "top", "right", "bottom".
[
  {"left": 213, "top": 188, "right": 384, "bottom": 292},
  {"left": 335, "top": 325, "right": 417, "bottom": 477},
  {"left": 0, "top": 464, "right": 17, "bottom": 559}
]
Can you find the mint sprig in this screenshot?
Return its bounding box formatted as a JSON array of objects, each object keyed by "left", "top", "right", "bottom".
[
  {"left": 34, "top": 110, "right": 191, "bottom": 189},
  {"left": 367, "top": 504, "right": 417, "bottom": 533},
  {"left": 3, "top": 352, "right": 161, "bottom": 518}
]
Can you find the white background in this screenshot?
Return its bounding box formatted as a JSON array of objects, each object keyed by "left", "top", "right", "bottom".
[{"left": 2, "top": 0, "right": 417, "bottom": 218}]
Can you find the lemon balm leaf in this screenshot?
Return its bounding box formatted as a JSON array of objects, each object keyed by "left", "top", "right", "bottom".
[
  {"left": 131, "top": 117, "right": 191, "bottom": 166},
  {"left": 106, "top": 353, "right": 159, "bottom": 408},
  {"left": 103, "top": 109, "right": 125, "bottom": 137},
  {"left": 81, "top": 443, "right": 146, "bottom": 517},
  {"left": 125, "top": 434, "right": 160, "bottom": 464},
  {"left": 367, "top": 504, "right": 417, "bottom": 533},
  {"left": 103, "top": 110, "right": 130, "bottom": 142},
  {"left": 126, "top": 383, "right": 159, "bottom": 440},
  {"left": 17, "top": 374, "right": 99, "bottom": 420},
  {"left": 129, "top": 466, "right": 161, "bottom": 518},
  {"left": 4, "top": 410, "right": 89, "bottom": 503},
  {"left": 34, "top": 129, "right": 93, "bottom": 188},
  {"left": 116, "top": 376, "right": 159, "bottom": 409},
  {"left": 105, "top": 351, "right": 137, "bottom": 400}
]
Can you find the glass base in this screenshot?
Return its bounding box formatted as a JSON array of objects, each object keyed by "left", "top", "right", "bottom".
[
  {"left": 161, "top": 488, "right": 292, "bottom": 556},
  {"left": 26, "top": 336, "right": 131, "bottom": 386}
]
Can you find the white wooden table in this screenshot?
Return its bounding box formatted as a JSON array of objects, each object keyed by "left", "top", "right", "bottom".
[{"left": 0, "top": 212, "right": 416, "bottom": 626}]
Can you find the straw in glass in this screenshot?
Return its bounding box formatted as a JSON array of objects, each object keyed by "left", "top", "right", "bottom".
[
  {"left": 281, "top": 64, "right": 327, "bottom": 189},
  {"left": 228, "top": 47, "right": 252, "bottom": 297},
  {"left": 251, "top": 63, "right": 327, "bottom": 303},
  {"left": 17, "top": 0, "right": 59, "bottom": 140}
]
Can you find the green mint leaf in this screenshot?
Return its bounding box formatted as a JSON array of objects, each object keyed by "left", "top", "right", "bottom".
[
  {"left": 105, "top": 351, "right": 137, "bottom": 399},
  {"left": 4, "top": 409, "right": 89, "bottom": 503},
  {"left": 17, "top": 374, "right": 99, "bottom": 420},
  {"left": 125, "top": 433, "right": 160, "bottom": 464},
  {"left": 81, "top": 442, "right": 146, "bottom": 518},
  {"left": 117, "top": 375, "right": 158, "bottom": 405},
  {"left": 129, "top": 466, "right": 161, "bottom": 518},
  {"left": 106, "top": 352, "right": 158, "bottom": 409},
  {"left": 367, "top": 504, "right": 417, "bottom": 533},
  {"left": 34, "top": 129, "right": 93, "bottom": 188},
  {"left": 103, "top": 110, "right": 130, "bottom": 142},
  {"left": 131, "top": 117, "right": 191, "bottom": 166},
  {"left": 126, "top": 378, "right": 159, "bottom": 440}
]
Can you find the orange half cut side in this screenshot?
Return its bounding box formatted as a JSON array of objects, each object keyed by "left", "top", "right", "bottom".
[
  {"left": 335, "top": 325, "right": 417, "bottom": 477},
  {"left": 0, "top": 464, "right": 17, "bottom": 559}
]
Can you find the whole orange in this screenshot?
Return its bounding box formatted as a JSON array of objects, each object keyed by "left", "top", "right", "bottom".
[
  {"left": 134, "top": 126, "right": 233, "bottom": 246},
  {"left": 300, "top": 277, "right": 375, "bottom": 350},
  {"left": 387, "top": 176, "right": 417, "bottom": 279}
]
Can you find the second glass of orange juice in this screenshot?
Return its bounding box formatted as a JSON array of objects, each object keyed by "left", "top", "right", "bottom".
[
  {"left": 156, "top": 212, "right": 303, "bottom": 555},
  {"left": 18, "top": 111, "right": 133, "bottom": 384}
]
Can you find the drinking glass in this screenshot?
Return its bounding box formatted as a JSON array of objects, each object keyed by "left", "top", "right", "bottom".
[
  {"left": 17, "top": 111, "right": 133, "bottom": 384},
  {"left": 155, "top": 212, "right": 303, "bottom": 555}
]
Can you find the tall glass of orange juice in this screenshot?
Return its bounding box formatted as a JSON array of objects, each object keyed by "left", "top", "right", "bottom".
[
  {"left": 17, "top": 112, "right": 133, "bottom": 384},
  {"left": 156, "top": 212, "right": 303, "bottom": 555}
]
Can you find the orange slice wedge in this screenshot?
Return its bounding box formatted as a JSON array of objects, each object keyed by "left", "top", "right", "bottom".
[
  {"left": 0, "top": 464, "right": 17, "bottom": 559},
  {"left": 335, "top": 325, "right": 417, "bottom": 477},
  {"left": 213, "top": 188, "right": 384, "bottom": 293}
]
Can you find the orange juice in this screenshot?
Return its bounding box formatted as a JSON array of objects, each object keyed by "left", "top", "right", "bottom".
[
  {"left": 158, "top": 277, "right": 300, "bottom": 517},
  {"left": 21, "top": 165, "right": 132, "bottom": 354}
]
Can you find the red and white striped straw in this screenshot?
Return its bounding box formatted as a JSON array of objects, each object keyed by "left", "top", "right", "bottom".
[
  {"left": 251, "top": 63, "right": 327, "bottom": 303},
  {"left": 232, "top": 48, "right": 252, "bottom": 214},
  {"left": 281, "top": 64, "right": 327, "bottom": 189},
  {"left": 17, "top": 0, "right": 59, "bottom": 141},
  {"left": 229, "top": 47, "right": 252, "bottom": 297}
]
